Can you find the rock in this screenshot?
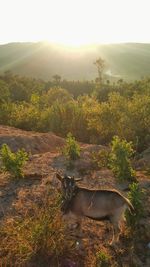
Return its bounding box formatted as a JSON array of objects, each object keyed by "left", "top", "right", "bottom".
[
  {"left": 147, "top": 242, "right": 150, "bottom": 249},
  {"left": 0, "top": 125, "right": 65, "bottom": 154},
  {"left": 116, "top": 182, "right": 130, "bottom": 191},
  {"left": 61, "top": 259, "right": 77, "bottom": 267},
  {"left": 145, "top": 257, "right": 150, "bottom": 267},
  {"left": 131, "top": 254, "right": 143, "bottom": 267},
  {"left": 139, "top": 181, "right": 150, "bottom": 189},
  {"left": 135, "top": 147, "right": 150, "bottom": 170}
]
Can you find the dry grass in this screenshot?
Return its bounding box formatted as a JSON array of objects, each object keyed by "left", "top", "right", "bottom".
[{"left": 0, "top": 189, "right": 75, "bottom": 266}]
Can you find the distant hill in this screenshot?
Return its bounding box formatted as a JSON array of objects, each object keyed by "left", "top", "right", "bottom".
[{"left": 0, "top": 42, "right": 150, "bottom": 80}]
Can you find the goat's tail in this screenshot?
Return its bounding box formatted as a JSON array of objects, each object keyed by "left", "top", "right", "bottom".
[{"left": 124, "top": 197, "right": 134, "bottom": 214}]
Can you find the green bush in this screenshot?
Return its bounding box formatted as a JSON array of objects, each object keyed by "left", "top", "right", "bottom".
[
  {"left": 63, "top": 133, "right": 80, "bottom": 161},
  {"left": 126, "top": 182, "right": 144, "bottom": 228},
  {"left": 0, "top": 144, "right": 28, "bottom": 178},
  {"left": 96, "top": 250, "right": 111, "bottom": 267},
  {"left": 91, "top": 149, "right": 110, "bottom": 169},
  {"left": 109, "top": 136, "right": 136, "bottom": 182}
]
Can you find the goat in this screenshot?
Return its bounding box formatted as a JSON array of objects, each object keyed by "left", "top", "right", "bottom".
[{"left": 56, "top": 173, "right": 134, "bottom": 244}]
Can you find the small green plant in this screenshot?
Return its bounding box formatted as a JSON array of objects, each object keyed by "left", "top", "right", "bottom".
[
  {"left": 0, "top": 191, "right": 74, "bottom": 266},
  {"left": 126, "top": 182, "right": 144, "bottom": 228},
  {"left": 63, "top": 132, "right": 80, "bottom": 161},
  {"left": 109, "top": 136, "right": 136, "bottom": 182},
  {"left": 96, "top": 250, "right": 111, "bottom": 267},
  {"left": 0, "top": 144, "right": 28, "bottom": 178},
  {"left": 91, "top": 149, "right": 110, "bottom": 169}
]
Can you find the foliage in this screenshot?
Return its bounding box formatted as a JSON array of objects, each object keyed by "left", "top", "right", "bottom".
[
  {"left": 0, "top": 79, "right": 10, "bottom": 103},
  {"left": 9, "top": 81, "right": 28, "bottom": 102},
  {"left": 0, "top": 144, "right": 28, "bottom": 178},
  {"left": 0, "top": 102, "right": 15, "bottom": 125},
  {"left": 63, "top": 133, "right": 80, "bottom": 161},
  {"left": 91, "top": 149, "right": 110, "bottom": 169},
  {"left": 94, "top": 57, "right": 106, "bottom": 84},
  {"left": 10, "top": 103, "right": 41, "bottom": 131},
  {"left": 0, "top": 191, "right": 74, "bottom": 266},
  {"left": 0, "top": 73, "right": 150, "bottom": 151},
  {"left": 96, "top": 250, "right": 111, "bottom": 267},
  {"left": 42, "top": 87, "right": 72, "bottom": 107},
  {"left": 52, "top": 74, "right": 61, "bottom": 84},
  {"left": 126, "top": 182, "right": 144, "bottom": 228},
  {"left": 128, "top": 93, "right": 150, "bottom": 151},
  {"left": 109, "top": 136, "right": 136, "bottom": 182}
]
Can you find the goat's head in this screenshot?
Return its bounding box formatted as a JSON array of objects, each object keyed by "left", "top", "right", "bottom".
[{"left": 56, "top": 173, "right": 81, "bottom": 199}]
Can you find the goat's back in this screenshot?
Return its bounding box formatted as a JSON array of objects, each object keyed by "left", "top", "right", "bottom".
[{"left": 69, "top": 188, "right": 130, "bottom": 219}]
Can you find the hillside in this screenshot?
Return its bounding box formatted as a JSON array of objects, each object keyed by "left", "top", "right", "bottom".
[
  {"left": 1, "top": 42, "right": 150, "bottom": 80},
  {"left": 0, "top": 126, "right": 150, "bottom": 266},
  {"left": 0, "top": 125, "right": 65, "bottom": 154}
]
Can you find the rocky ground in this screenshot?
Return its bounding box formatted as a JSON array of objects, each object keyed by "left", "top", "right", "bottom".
[{"left": 0, "top": 125, "right": 150, "bottom": 267}]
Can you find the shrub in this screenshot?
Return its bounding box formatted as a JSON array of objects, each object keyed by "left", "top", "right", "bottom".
[
  {"left": 96, "top": 250, "right": 111, "bottom": 267},
  {"left": 0, "top": 191, "right": 74, "bottom": 266},
  {"left": 91, "top": 149, "right": 110, "bottom": 169},
  {"left": 11, "top": 103, "right": 40, "bottom": 131},
  {"left": 126, "top": 182, "right": 144, "bottom": 228},
  {"left": 0, "top": 144, "right": 28, "bottom": 178},
  {"left": 109, "top": 136, "right": 136, "bottom": 182},
  {"left": 63, "top": 132, "right": 80, "bottom": 161}
]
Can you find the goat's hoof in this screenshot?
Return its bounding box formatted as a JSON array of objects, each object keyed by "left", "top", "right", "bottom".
[{"left": 109, "top": 241, "right": 118, "bottom": 248}]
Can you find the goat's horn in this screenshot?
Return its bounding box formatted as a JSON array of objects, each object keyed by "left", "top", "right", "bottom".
[
  {"left": 56, "top": 173, "right": 63, "bottom": 181},
  {"left": 74, "top": 177, "right": 82, "bottom": 181}
]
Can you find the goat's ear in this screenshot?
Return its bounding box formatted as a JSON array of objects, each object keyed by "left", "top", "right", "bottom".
[
  {"left": 74, "top": 177, "right": 82, "bottom": 181},
  {"left": 56, "top": 173, "right": 63, "bottom": 181}
]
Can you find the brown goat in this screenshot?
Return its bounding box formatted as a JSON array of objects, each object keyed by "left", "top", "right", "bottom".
[{"left": 56, "top": 173, "right": 134, "bottom": 244}]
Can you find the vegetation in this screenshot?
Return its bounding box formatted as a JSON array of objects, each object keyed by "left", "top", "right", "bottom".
[
  {"left": 0, "top": 78, "right": 149, "bottom": 266},
  {"left": 96, "top": 250, "right": 111, "bottom": 267},
  {"left": 0, "top": 72, "right": 150, "bottom": 152},
  {"left": 63, "top": 132, "right": 80, "bottom": 161},
  {"left": 126, "top": 182, "right": 144, "bottom": 228},
  {"left": 94, "top": 57, "right": 106, "bottom": 84},
  {"left": 0, "top": 144, "right": 28, "bottom": 178},
  {"left": 0, "top": 53, "right": 149, "bottom": 266},
  {"left": 91, "top": 149, "right": 110, "bottom": 169},
  {"left": 109, "top": 136, "right": 136, "bottom": 182},
  {"left": 0, "top": 190, "right": 74, "bottom": 266}
]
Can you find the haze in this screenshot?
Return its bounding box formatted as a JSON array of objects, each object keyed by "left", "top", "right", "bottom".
[{"left": 0, "top": 0, "right": 150, "bottom": 46}]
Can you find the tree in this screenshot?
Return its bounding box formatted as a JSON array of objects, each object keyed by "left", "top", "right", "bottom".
[
  {"left": 9, "top": 81, "right": 28, "bottom": 102},
  {"left": 0, "top": 80, "right": 10, "bottom": 103},
  {"left": 52, "top": 74, "right": 61, "bottom": 85},
  {"left": 46, "top": 87, "right": 72, "bottom": 105},
  {"left": 94, "top": 57, "right": 105, "bottom": 84}
]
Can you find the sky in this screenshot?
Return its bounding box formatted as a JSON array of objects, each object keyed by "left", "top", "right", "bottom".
[{"left": 0, "top": 0, "right": 150, "bottom": 46}]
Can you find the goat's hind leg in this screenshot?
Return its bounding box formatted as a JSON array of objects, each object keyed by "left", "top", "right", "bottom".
[
  {"left": 108, "top": 223, "right": 120, "bottom": 245},
  {"left": 109, "top": 206, "right": 126, "bottom": 245},
  {"left": 109, "top": 217, "right": 121, "bottom": 245},
  {"left": 119, "top": 214, "right": 126, "bottom": 234}
]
